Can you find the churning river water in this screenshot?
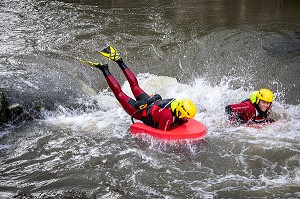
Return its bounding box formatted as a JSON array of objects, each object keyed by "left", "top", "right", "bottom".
[{"left": 1, "top": 0, "right": 300, "bottom": 198}]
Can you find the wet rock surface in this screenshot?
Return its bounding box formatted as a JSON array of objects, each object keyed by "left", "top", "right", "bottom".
[
  {"left": 0, "top": 92, "right": 9, "bottom": 125},
  {"left": 0, "top": 92, "right": 33, "bottom": 126}
]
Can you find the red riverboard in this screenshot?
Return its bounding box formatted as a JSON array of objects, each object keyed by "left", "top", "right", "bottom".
[{"left": 130, "top": 119, "right": 207, "bottom": 140}]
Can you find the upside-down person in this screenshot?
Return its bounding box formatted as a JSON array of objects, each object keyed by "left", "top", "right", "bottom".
[
  {"left": 225, "top": 88, "right": 275, "bottom": 125},
  {"left": 79, "top": 46, "right": 197, "bottom": 131}
]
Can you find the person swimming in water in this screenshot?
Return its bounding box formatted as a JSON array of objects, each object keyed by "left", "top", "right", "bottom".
[
  {"left": 225, "top": 88, "right": 275, "bottom": 125},
  {"left": 79, "top": 46, "right": 197, "bottom": 131}
]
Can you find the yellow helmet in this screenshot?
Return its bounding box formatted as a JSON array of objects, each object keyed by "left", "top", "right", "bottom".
[
  {"left": 256, "top": 88, "right": 274, "bottom": 104},
  {"left": 171, "top": 99, "right": 196, "bottom": 119}
]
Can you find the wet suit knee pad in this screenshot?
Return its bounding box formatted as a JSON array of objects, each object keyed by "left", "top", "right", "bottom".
[
  {"left": 134, "top": 100, "right": 149, "bottom": 110},
  {"left": 132, "top": 94, "right": 162, "bottom": 110},
  {"left": 136, "top": 93, "right": 150, "bottom": 101},
  {"left": 147, "top": 94, "right": 162, "bottom": 105}
]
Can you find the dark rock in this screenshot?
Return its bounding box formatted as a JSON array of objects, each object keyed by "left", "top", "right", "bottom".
[
  {"left": 8, "top": 103, "right": 33, "bottom": 124},
  {"left": 0, "top": 92, "right": 9, "bottom": 125},
  {"left": 0, "top": 92, "right": 33, "bottom": 126}
]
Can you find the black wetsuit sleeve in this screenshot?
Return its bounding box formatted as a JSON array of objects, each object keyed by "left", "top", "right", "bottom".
[
  {"left": 225, "top": 105, "right": 233, "bottom": 121},
  {"left": 225, "top": 105, "right": 244, "bottom": 124}
]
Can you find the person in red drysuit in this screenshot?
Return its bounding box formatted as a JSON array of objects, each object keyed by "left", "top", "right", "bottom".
[
  {"left": 225, "top": 88, "right": 275, "bottom": 125},
  {"left": 83, "top": 46, "right": 197, "bottom": 131}
]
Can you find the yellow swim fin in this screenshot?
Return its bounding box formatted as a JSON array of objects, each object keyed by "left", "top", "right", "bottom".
[
  {"left": 77, "top": 57, "right": 103, "bottom": 68},
  {"left": 99, "top": 45, "right": 120, "bottom": 61}
]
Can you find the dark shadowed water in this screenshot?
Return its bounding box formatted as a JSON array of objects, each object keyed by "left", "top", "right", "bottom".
[{"left": 1, "top": 0, "right": 300, "bottom": 198}]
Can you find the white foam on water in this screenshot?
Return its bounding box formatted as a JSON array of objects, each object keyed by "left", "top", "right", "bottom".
[{"left": 43, "top": 73, "right": 299, "bottom": 145}]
